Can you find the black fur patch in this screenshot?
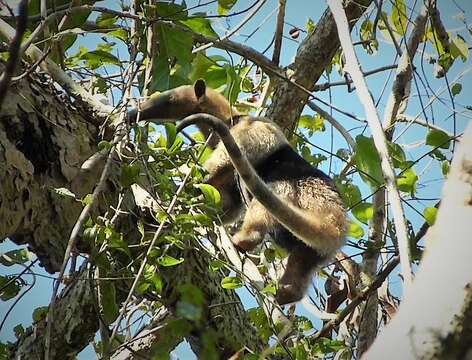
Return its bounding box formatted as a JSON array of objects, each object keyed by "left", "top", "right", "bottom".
[{"left": 255, "top": 144, "right": 333, "bottom": 183}]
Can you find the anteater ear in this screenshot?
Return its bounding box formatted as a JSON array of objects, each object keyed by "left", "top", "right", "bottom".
[{"left": 194, "top": 79, "right": 206, "bottom": 99}]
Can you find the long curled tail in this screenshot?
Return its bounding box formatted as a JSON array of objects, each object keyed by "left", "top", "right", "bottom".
[{"left": 177, "top": 113, "right": 343, "bottom": 252}]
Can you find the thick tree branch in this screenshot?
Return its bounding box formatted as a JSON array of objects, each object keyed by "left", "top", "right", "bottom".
[
  {"left": 266, "top": 0, "right": 373, "bottom": 131},
  {"left": 328, "top": 0, "right": 412, "bottom": 286},
  {"left": 0, "top": 17, "right": 113, "bottom": 118},
  {"left": 363, "top": 121, "right": 472, "bottom": 359}
]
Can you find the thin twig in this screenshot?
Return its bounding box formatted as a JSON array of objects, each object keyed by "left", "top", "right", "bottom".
[
  {"left": 307, "top": 100, "right": 356, "bottom": 150},
  {"left": 192, "top": 0, "right": 267, "bottom": 54},
  {"left": 313, "top": 64, "right": 397, "bottom": 92}
]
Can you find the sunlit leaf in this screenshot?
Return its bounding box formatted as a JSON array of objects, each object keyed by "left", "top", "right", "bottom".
[
  {"left": 218, "top": 0, "right": 237, "bottom": 15},
  {"left": 347, "top": 221, "right": 364, "bottom": 239},
  {"left": 181, "top": 15, "right": 218, "bottom": 38},
  {"left": 221, "top": 276, "right": 242, "bottom": 289},
  {"left": 157, "top": 255, "right": 184, "bottom": 267},
  {"left": 352, "top": 202, "right": 373, "bottom": 224},
  {"left": 391, "top": 0, "right": 407, "bottom": 35},
  {"left": 195, "top": 183, "right": 221, "bottom": 207},
  {"left": 32, "top": 306, "right": 48, "bottom": 322},
  {"left": 423, "top": 207, "right": 438, "bottom": 226},
  {"left": 450, "top": 34, "right": 468, "bottom": 62},
  {"left": 397, "top": 163, "right": 418, "bottom": 194},
  {"left": 51, "top": 187, "right": 76, "bottom": 199}
]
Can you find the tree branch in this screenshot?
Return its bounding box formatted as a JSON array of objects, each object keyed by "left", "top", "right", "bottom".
[
  {"left": 327, "top": 0, "right": 413, "bottom": 285},
  {"left": 0, "top": 0, "right": 27, "bottom": 111}
]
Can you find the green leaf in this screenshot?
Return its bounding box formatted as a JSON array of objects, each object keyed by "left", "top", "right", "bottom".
[
  {"left": 95, "top": 12, "right": 117, "bottom": 28},
  {"left": 107, "top": 233, "right": 131, "bottom": 257},
  {"left": 190, "top": 54, "right": 222, "bottom": 82},
  {"left": 107, "top": 29, "right": 129, "bottom": 43},
  {"left": 261, "top": 282, "right": 277, "bottom": 296},
  {"left": 32, "top": 306, "right": 48, "bottom": 322},
  {"left": 221, "top": 276, "right": 243, "bottom": 289},
  {"left": 218, "top": 0, "right": 237, "bottom": 15},
  {"left": 354, "top": 135, "right": 384, "bottom": 189},
  {"left": 81, "top": 193, "right": 93, "bottom": 206},
  {"left": 100, "top": 280, "right": 119, "bottom": 325},
  {"left": 121, "top": 164, "right": 140, "bottom": 187},
  {"left": 0, "top": 276, "right": 21, "bottom": 300},
  {"left": 441, "top": 160, "right": 450, "bottom": 176},
  {"left": 306, "top": 18, "right": 316, "bottom": 34},
  {"left": 195, "top": 183, "right": 221, "bottom": 207},
  {"left": 164, "top": 123, "right": 177, "bottom": 149},
  {"left": 426, "top": 129, "right": 451, "bottom": 149},
  {"left": 347, "top": 221, "right": 364, "bottom": 239},
  {"left": 181, "top": 16, "right": 218, "bottom": 38},
  {"left": 335, "top": 179, "right": 362, "bottom": 209},
  {"left": 299, "top": 114, "right": 325, "bottom": 133},
  {"left": 423, "top": 207, "right": 438, "bottom": 226},
  {"left": 79, "top": 49, "right": 120, "bottom": 70},
  {"left": 359, "top": 19, "right": 378, "bottom": 54},
  {"left": 136, "top": 281, "right": 151, "bottom": 295},
  {"left": 209, "top": 259, "right": 224, "bottom": 272},
  {"left": 51, "top": 187, "right": 76, "bottom": 199},
  {"left": 157, "top": 24, "right": 193, "bottom": 64},
  {"left": 397, "top": 163, "right": 418, "bottom": 194},
  {"left": 98, "top": 140, "right": 111, "bottom": 151},
  {"left": 351, "top": 202, "right": 373, "bottom": 224},
  {"left": 157, "top": 255, "right": 184, "bottom": 267},
  {"left": 451, "top": 83, "right": 462, "bottom": 96},
  {"left": 223, "top": 63, "right": 241, "bottom": 104},
  {"left": 0, "top": 249, "right": 31, "bottom": 266},
  {"left": 391, "top": 0, "right": 407, "bottom": 35},
  {"left": 450, "top": 34, "right": 468, "bottom": 62},
  {"left": 388, "top": 141, "right": 406, "bottom": 168},
  {"left": 13, "top": 324, "right": 24, "bottom": 339}
]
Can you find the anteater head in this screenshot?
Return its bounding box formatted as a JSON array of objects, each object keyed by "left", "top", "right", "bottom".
[{"left": 127, "top": 79, "right": 237, "bottom": 125}]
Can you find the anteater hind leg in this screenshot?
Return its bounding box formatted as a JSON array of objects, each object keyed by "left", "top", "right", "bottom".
[
  {"left": 276, "top": 245, "right": 325, "bottom": 305},
  {"left": 231, "top": 200, "right": 276, "bottom": 252}
]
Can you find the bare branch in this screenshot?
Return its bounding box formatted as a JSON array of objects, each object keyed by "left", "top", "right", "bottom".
[
  {"left": 192, "top": 0, "right": 267, "bottom": 54},
  {"left": 307, "top": 100, "right": 356, "bottom": 150}
]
